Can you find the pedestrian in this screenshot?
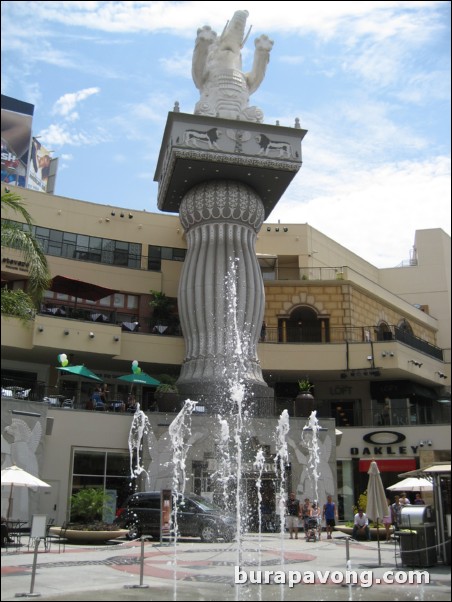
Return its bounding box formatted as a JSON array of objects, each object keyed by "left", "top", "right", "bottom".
[
  {"left": 414, "top": 493, "right": 425, "bottom": 505},
  {"left": 127, "top": 393, "right": 137, "bottom": 413},
  {"left": 399, "top": 492, "right": 411, "bottom": 505},
  {"left": 286, "top": 491, "right": 301, "bottom": 539},
  {"left": 311, "top": 501, "right": 322, "bottom": 540},
  {"left": 391, "top": 495, "right": 403, "bottom": 531},
  {"left": 91, "top": 386, "right": 106, "bottom": 411},
  {"left": 322, "top": 495, "right": 338, "bottom": 539},
  {"left": 382, "top": 497, "right": 392, "bottom": 542},
  {"left": 301, "top": 497, "right": 312, "bottom": 540},
  {"left": 352, "top": 508, "right": 371, "bottom": 541}
]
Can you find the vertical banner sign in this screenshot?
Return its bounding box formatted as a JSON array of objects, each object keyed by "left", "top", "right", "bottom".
[{"left": 161, "top": 489, "right": 172, "bottom": 540}]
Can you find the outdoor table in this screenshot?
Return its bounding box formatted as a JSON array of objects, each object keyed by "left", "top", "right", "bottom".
[
  {"left": 47, "top": 307, "right": 66, "bottom": 315},
  {"left": 122, "top": 321, "right": 139, "bottom": 332},
  {"left": 45, "top": 395, "right": 65, "bottom": 407},
  {"left": 90, "top": 313, "right": 108, "bottom": 322},
  {"left": 6, "top": 520, "right": 28, "bottom": 548},
  {"left": 5, "top": 386, "right": 25, "bottom": 396}
]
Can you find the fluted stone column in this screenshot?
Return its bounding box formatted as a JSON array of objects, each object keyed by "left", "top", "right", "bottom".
[{"left": 177, "top": 180, "right": 273, "bottom": 414}]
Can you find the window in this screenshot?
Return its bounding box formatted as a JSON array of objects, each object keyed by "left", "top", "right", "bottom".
[
  {"left": 71, "top": 450, "right": 131, "bottom": 516},
  {"left": 148, "top": 245, "right": 186, "bottom": 271},
  {"left": 3, "top": 220, "right": 142, "bottom": 269}
]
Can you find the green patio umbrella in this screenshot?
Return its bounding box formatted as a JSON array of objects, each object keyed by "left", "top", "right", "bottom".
[
  {"left": 117, "top": 372, "right": 160, "bottom": 386},
  {"left": 56, "top": 365, "right": 103, "bottom": 382},
  {"left": 56, "top": 365, "right": 103, "bottom": 406}
]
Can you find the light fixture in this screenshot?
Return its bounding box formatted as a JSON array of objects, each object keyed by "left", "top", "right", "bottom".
[
  {"left": 113, "top": 336, "right": 120, "bottom": 342},
  {"left": 64, "top": 330, "right": 69, "bottom": 335},
  {"left": 419, "top": 440, "right": 433, "bottom": 448},
  {"left": 381, "top": 352, "right": 387, "bottom": 357},
  {"left": 435, "top": 371, "right": 447, "bottom": 379},
  {"left": 105, "top": 218, "right": 110, "bottom": 222},
  {"left": 283, "top": 227, "right": 288, "bottom": 232},
  {"left": 38, "top": 326, "right": 44, "bottom": 332},
  {"left": 408, "top": 359, "right": 423, "bottom": 367},
  {"left": 89, "top": 332, "right": 95, "bottom": 339},
  {"left": 367, "top": 355, "right": 373, "bottom": 361},
  {"left": 275, "top": 227, "right": 279, "bottom": 232},
  {"left": 128, "top": 213, "right": 133, "bottom": 219},
  {"left": 120, "top": 213, "right": 125, "bottom": 218},
  {"left": 111, "top": 211, "right": 116, "bottom": 216},
  {"left": 267, "top": 227, "right": 271, "bottom": 232}
]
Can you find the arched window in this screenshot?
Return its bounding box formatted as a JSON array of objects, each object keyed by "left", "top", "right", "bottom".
[
  {"left": 397, "top": 319, "right": 413, "bottom": 334},
  {"left": 376, "top": 321, "right": 392, "bottom": 341},
  {"left": 279, "top": 306, "right": 329, "bottom": 343}
]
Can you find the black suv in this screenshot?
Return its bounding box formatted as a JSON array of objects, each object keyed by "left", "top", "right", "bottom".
[{"left": 114, "top": 492, "right": 235, "bottom": 543}]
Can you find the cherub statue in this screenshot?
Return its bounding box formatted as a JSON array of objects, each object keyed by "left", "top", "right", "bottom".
[{"left": 192, "top": 10, "right": 273, "bottom": 122}]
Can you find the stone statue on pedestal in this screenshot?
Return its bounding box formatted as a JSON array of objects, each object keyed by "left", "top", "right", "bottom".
[{"left": 192, "top": 9, "right": 273, "bottom": 122}]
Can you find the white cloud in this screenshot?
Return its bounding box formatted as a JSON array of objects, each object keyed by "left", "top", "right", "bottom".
[
  {"left": 52, "top": 87, "right": 100, "bottom": 121},
  {"left": 37, "top": 123, "right": 108, "bottom": 147},
  {"left": 270, "top": 155, "right": 451, "bottom": 267}
]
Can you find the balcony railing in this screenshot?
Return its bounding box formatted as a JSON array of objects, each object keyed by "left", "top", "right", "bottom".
[{"left": 261, "top": 325, "right": 443, "bottom": 361}]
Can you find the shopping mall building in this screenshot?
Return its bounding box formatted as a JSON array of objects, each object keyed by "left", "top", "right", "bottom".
[{"left": 1, "top": 182, "right": 450, "bottom": 526}]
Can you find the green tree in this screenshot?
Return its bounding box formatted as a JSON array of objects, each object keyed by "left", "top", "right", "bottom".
[{"left": 1, "top": 190, "right": 51, "bottom": 319}]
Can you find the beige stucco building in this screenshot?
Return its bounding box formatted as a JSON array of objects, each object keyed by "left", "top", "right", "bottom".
[{"left": 1, "top": 184, "right": 450, "bottom": 525}]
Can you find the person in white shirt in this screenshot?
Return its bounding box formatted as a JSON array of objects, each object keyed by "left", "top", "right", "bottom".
[
  {"left": 400, "top": 492, "right": 411, "bottom": 505},
  {"left": 352, "top": 508, "right": 371, "bottom": 540}
]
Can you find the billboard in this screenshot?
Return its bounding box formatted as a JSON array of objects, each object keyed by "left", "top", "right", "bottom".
[
  {"left": 28, "top": 137, "right": 53, "bottom": 193},
  {"left": 1, "top": 95, "right": 34, "bottom": 189}
]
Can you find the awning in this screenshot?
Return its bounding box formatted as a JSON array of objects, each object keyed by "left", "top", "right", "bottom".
[
  {"left": 398, "top": 462, "right": 451, "bottom": 477},
  {"left": 50, "top": 276, "right": 115, "bottom": 302},
  {"left": 256, "top": 254, "right": 277, "bottom": 269},
  {"left": 359, "top": 459, "right": 416, "bottom": 473}
]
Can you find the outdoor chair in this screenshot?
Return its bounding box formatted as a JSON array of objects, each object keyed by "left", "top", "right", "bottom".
[{"left": 46, "top": 521, "right": 67, "bottom": 553}]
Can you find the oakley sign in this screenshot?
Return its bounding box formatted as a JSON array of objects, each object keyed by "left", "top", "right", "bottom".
[{"left": 350, "top": 430, "right": 420, "bottom": 455}]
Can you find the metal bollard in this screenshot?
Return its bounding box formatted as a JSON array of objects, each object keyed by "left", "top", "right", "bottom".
[
  {"left": 124, "top": 536, "right": 149, "bottom": 589},
  {"left": 15, "top": 538, "right": 41, "bottom": 598}
]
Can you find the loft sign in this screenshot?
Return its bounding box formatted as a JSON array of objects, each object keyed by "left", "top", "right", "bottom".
[{"left": 350, "top": 431, "right": 419, "bottom": 455}]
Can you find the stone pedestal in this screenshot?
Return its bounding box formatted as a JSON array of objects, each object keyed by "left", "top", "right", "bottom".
[{"left": 154, "top": 113, "right": 307, "bottom": 415}]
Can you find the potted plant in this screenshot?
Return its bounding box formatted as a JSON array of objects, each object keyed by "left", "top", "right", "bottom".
[
  {"left": 297, "top": 378, "right": 314, "bottom": 399},
  {"left": 149, "top": 290, "right": 178, "bottom": 334},
  {"left": 50, "top": 488, "right": 127, "bottom": 543},
  {"left": 293, "top": 378, "right": 315, "bottom": 417},
  {"left": 154, "top": 374, "right": 181, "bottom": 412}
]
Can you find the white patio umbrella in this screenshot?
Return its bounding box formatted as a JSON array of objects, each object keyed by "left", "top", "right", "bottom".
[
  {"left": 1, "top": 465, "right": 51, "bottom": 520},
  {"left": 366, "top": 461, "right": 390, "bottom": 566},
  {"left": 387, "top": 477, "right": 433, "bottom": 492}
]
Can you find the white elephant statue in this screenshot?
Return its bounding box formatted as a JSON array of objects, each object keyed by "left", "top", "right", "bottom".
[{"left": 192, "top": 10, "right": 273, "bottom": 122}]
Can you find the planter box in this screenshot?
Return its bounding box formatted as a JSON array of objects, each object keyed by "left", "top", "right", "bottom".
[
  {"left": 335, "top": 525, "right": 393, "bottom": 540},
  {"left": 50, "top": 527, "right": 128, "bottom": 544}
]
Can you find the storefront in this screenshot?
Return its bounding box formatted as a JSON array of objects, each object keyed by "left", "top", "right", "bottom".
[{"left": 336, "top": 425, "right": 450, "bottom": 521}]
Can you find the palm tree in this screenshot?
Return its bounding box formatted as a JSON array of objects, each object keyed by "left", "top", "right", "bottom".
[{"left": 1, "top": 189, "right": 51, "bottom": 319}]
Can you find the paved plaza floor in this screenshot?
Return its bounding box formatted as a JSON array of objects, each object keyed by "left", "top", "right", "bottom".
[{"left": 1, "top": 532, "right": 450, "bottom": 601}]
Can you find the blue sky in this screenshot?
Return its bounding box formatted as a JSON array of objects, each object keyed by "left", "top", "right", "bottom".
[{"left": 1, "top": 1, "right": 450, "bottom": 268}]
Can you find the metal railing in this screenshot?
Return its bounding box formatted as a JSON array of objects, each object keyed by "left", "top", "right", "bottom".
[{"left": 261, "top": 324, "right": 443, "bottom": 360}]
